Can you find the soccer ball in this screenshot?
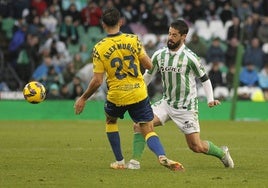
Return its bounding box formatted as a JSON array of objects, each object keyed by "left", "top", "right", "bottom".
[{"left": 23, "top": 81, "right": 46, "bottom": 104}]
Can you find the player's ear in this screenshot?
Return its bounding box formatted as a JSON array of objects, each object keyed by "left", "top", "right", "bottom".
[
  {"left": 182, "top": 33, "right": 187, "bottom": 40},
  {"left": 101, "top": 21, "right": 106, "bottom": 29},
  {"left": 118, "top": 18, "right": 124, "bottom": 27}
]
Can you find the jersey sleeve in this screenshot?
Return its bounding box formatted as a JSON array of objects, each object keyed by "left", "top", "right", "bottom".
[
  {"left": 190, "top": 57, "right": 207, "bottom": 78},
  {"left": 92, "top": 47, "right": 105, "bottom": 73},
  {"left": 136, "top": 36, "right": 146, "bottom": 58}
]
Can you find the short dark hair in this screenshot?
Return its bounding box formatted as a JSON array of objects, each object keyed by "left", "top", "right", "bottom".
[
  {"left": 170, "top": 20, "right": 189, "bottom": 35},
  {"left": 102, "top": 8, "right": 121, "bottom": 27}
]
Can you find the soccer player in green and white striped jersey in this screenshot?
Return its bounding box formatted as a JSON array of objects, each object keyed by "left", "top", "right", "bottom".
[{"left": 127, "top": 20, "right": 234, "bottom": 170}]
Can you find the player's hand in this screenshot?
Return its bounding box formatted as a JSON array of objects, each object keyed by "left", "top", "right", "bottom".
[
  {"left": 74, "top": 97, "right": 86, "bottom": 115},
  {"left": 208, "top": 100, "right": 221, "bottom": 108}
]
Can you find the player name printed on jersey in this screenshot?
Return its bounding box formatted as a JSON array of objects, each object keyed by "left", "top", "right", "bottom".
[{"left": 104, "top": 43, "right": 137, "bottom": 59}]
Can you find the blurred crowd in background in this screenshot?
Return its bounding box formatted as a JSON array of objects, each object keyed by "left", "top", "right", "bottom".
[{"left": 0, "top": 0, "right": 268, "bottom": 101}]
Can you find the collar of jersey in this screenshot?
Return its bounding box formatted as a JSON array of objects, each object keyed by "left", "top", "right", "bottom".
[{"left": 107, "top": 31, "right": 122, "bottom": 37}]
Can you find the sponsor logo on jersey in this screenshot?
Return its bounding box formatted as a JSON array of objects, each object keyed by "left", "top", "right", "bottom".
[{"left": 160, "top": 66, "right": 181, "bottom": 73}]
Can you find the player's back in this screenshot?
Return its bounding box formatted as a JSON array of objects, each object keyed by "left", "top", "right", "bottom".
[{"left": 93, "top": 33, "right": 148, "bottom": 106}]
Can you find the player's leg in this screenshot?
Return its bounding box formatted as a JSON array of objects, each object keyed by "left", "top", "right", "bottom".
[
  {"left": 139, "top": 121, "right": 184, "bottom": 171},
  {"left": 172, "top": 110, "right": 234, "bottom": 168},
  {"left": 128, "top": 97, "right": 184, "bottom": 171},
  {"left": 130, "top": 123, "right": 145, "bottom": 163},
  {"left": 185, "top": 132, "right": 224, "bottom": 157},
  {"left": 131, "top": 116, "right": 162, "bottom": 161},
  {"left": 128, "top": 99, "right": 168, "bottom": 169},
  {"left": 185, "top": 133, "right": 234, "bottom": 168},
  {"left": 104, "top": 100, "right": 126, "bottom": 169}
]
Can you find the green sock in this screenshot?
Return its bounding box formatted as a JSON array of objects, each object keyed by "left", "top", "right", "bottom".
[
  {"left": 132, "top": 133, "right": 146, "bottom": 160},
  {"left": 206, "top": 141, "right": 224, "bottom": 159}
]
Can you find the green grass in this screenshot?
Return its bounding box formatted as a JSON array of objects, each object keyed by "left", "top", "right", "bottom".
[{"left": 0, "top": 120, "right": 267, "bottom": 188}]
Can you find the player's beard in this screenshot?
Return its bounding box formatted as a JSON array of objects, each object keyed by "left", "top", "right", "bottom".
[{"left": 167, "top": 39, "right": 181, "bottom": 50}]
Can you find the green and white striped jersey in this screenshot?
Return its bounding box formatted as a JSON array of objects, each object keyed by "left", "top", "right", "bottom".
[{"left": 147, "top": 44, "right": 206, "bottom": 111}]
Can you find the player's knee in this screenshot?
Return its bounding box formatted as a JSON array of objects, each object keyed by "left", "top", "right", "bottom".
[
  {"left": 139, "top": 122, "right": 154, "bottom": 135},
  {"left": 106, "top": 116, "right": 117, "bottom": 124},
  {"left": 133, "top": 123, "right": 140, "bottom": 132}
]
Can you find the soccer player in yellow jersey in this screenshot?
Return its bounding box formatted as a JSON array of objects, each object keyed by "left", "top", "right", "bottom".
[{"left": 74, "top": 8, "right": 184, "bottom": 171}]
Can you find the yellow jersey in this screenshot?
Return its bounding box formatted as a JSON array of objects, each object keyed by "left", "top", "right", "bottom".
[{"left": 92, "top": 32, "right": 148, "bottom": 106}]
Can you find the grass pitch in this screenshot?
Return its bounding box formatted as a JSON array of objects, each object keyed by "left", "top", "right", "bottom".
[{"left": 0, "top": 120, "right": 267, "bottom": 188}]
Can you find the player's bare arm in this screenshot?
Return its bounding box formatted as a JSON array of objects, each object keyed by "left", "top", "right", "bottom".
[
  {"left": 139, "top": 54, "right": 153, "bottom": 70},
  {"left": 74, "top": 73, "right": 103, "bottom": 114}
]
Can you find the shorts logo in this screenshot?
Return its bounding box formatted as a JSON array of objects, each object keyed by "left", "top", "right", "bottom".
[{"left": 182, "top": 121, "right": 196, "bottom": 130}]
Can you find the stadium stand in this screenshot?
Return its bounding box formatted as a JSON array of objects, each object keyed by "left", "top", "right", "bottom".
[{"left": 0, "top": 0, "right": 268, "bottom": 101}]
